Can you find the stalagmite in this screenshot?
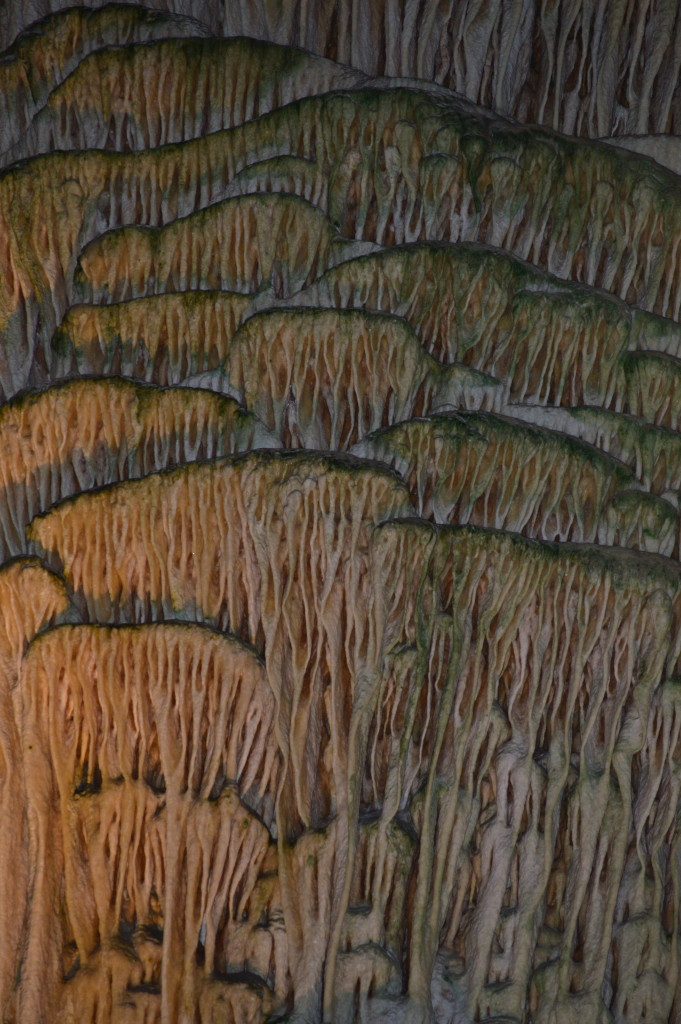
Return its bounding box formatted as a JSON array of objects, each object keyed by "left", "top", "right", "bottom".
[
  {"left": 5, "top": 84, "right": 681, "bottom": 401},
  {"left": 366, "top": 521, "right": 680, "bottom": 1022},
  {"left": 0, "top": 36, "right": 365, "bottom": 166},
  {"left": 3, "top": 3, "right": 681, "bottom": 1023}
]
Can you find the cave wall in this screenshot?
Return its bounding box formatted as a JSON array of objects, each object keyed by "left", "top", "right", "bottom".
[{"left": 1, "top": 3, "right": 681, "bottom": 1023}]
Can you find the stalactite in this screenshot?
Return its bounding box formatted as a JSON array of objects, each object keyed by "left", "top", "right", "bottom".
[
  {"left": 0, "top": 37, "right": 365, "bottom": 167},
  {"left": 0, "top": 560, "right": 69, "bottom": 1022},
  {"left": 2, "top": 4, "right": 681, "bottom": 1021},
  {"left": 74, "top": 193, "right": 373, "bottom": 305},
  {"left": 20, "top": 623, "right": 282, "bottom": 1022},
  {"left": 228, "top": 308, "right": 500, "bottom": 450},
  {"left": 51, "top": 293, "right": 254, "bottom": 383},
  {"left": 0, "top": 378, "right": 277, "bottom": 561}
]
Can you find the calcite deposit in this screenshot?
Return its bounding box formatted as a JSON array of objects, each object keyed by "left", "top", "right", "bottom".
[{"left": 2, "top": 3, "right": 681, "bottom": 1023}]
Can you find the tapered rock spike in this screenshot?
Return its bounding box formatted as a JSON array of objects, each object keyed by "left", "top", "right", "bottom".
[{"left": 2, "top": 7, "right": 681, "bottom": 1023}]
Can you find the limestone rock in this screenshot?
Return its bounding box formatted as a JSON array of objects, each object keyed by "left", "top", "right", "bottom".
[
  {"left": 0, "top": 377, "right": 277, "bottom": 561},
  {"left": 0, "top": 5, "right": 210, "bottom": 159},
  {"left": 52, "top": 292, "right": 254, "bottom": 384},
  {"left": 2, "top": 5, "right": 681, "bottom": 1023}
]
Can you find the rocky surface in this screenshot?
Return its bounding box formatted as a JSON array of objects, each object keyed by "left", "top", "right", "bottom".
[
  {"left": 4, "top": 1, "right": 681, "bottom": 138},
  {"left": 2, "top": 4, "right": 681, "bottom": 1023}
]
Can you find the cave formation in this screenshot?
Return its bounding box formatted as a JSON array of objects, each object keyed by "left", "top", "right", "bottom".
[{"left": 1, "top": 2, "right": 681, "bottom": 1022}]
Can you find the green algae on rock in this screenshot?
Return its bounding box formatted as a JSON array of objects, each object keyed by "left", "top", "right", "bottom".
[
  {"left": 51, "top": 291, "right": 254, "bottom": 383},
  {"left": 228, "top": 307, "right": 501, "bottom": 449},
  {"left": 2, "top": 7, "right": 681, "bottom": 1023},
  {"left": 0, "top": 376, "right": 278, "bottom": 560}
]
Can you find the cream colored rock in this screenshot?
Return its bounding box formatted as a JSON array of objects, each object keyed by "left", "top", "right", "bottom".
[
  {"left": 0, "top": 4, "right": 210, "bottom": 159},
  {"left": 0, "top": 561, "right": 69, "bottom": 1023},
  {"left": 353, "top": 412, "right": 679, "bottom": 554},
  {"left": 228, "top": 308, "right": 501, "bottom": 449},
  {"left": 2, "top": 6, "right": 681, "bottom": 1023},
  {"left": 0, "top": 377, "right": 277, "bottom": 561},
  {"left": 20, "top": 623, "right": 282, "bottom": 1022},
  {"left": 52, "top": 292, "right": 254, "bottom": 384}
]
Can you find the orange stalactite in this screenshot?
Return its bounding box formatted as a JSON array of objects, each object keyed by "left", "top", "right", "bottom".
[{"left": 2, "top": 5, "right": 681, "bottom": 1022}]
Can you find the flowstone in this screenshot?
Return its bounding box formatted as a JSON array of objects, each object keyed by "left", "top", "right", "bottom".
[{"left": 2, "top": 4, "right": 681, "bottom": 1023}]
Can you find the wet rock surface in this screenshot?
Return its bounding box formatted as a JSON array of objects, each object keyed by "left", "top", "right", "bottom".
[{"left": 2, "top": 5, "right": 681, "bottom": 1023}]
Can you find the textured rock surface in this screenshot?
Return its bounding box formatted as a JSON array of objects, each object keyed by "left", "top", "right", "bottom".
[
  {"left": 5, "top": 1, "right": 681, "bottom": 138},
  {"left": 2, "top": 4, "right": 681, "bottom": 1024}
]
